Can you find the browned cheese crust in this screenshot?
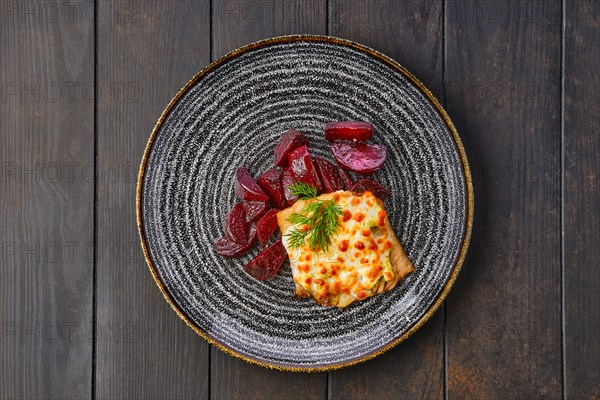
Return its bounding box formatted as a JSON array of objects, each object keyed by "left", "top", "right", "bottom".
[{"left": 277, "top": 192, "right": 415, "bottom": 308}]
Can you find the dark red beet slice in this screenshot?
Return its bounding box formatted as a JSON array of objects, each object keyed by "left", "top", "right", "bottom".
[
  {"left": 244, "top": 239, "right": 287, "bottom": 280},
  {"left": 257, "top": 168, "right": 287, "bottom": 209},
  {"left": 256, "top": 209, "right": 280, "bottom": 248},
  {"left": 274, "top": 129, "right": 308, "bottom": 167},
  {"left": 281, "top": 168, "right": 298, "bottom": 205},
  {"left": 331, "top": 141, "right": 387, "bottom": 175},
  {"left": 224, "top": 202, "right": 248, "bottom": 244},
  {"left": 234, "top": 166, "right": 269, "bottom": 202},
  {"left": 287, "top": 145, "right": 323, "bottom": 191},
  {"left": 325, "top": 121, "right": 373, "bottom": 142},
  {"left": 243, "top": 200, "right": 269, "bottom": 222},
  {"left": 314, "top": 157, "right": 345, "bottom": 193},
  {"left": 215, "top": 224, "right": 257, "bottom": 258},
  {"left": 338, "top": 166, "right": 354, "bottom": 189},
  {"left": 351, "top": 178, "right": 390, "bottom": 200}
]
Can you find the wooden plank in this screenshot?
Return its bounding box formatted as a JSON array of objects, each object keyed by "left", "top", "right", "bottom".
[
  {"left": 210, "top": 1, "right": 327, "bottom": 398},
  {"left": 96, "top": 1, "right": 211, "bottom": 398},
  {"left": 329, "top": 0, "right": 443, "bottom": 95},
  {"left": 328, "top": 1, "right": 445, "bottom": 398},
  {"left": 445, "top": 1, "right": 562, "bottom": 398},
  {"left": 329, "top": 314, "right": 444, "bottom": 400},
  {"left": 0, "top": 1, "right": 94, "bottom": 398},
  {"left": 564, "top": 1, "right": 600, "bottom": 398},
  {"left": 213, "top": 0, "right": 327, "bottom": 59}
]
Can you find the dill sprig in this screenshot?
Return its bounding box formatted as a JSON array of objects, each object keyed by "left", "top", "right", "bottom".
[
  {"left": 288, "top": 181, "right": 318, "bottom": 199},
  {"left": 285, "top": 183, "right": 343, "bottom": 252}
]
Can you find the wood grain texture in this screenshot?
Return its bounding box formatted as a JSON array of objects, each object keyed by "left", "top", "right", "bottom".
[
  {"left": 212, "top": 0, "right": 327, "bottom": 58},
  {"left": 96, "top": 1, "right": 210, "bottom": 398},
  {"left": 564, "top": 1, "right": 600, "bottom": 399},
  {"left": 329, "top": 313, "right": 444, "bottom": 400},
  {"left": 328, "top": 1, "right": 445, "bottom": 398},
  {"left": 445, "top": 0, "right": 562, "bottom": 398},
  {"left": 210, "top": 1, "right": 327, "bottom": 399},
  {"left": 329, "top": 0, "right": 443, "bottom": 95},
  {"left": 0, "top": 1, "right": 94, "bottom": 398}
]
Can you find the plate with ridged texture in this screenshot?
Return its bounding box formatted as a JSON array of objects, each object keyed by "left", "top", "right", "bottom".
[{"left": 137, "top": 35, "right": 473, "bottom": 371}]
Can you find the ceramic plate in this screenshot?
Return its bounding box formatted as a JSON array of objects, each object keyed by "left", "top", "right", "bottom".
[{"left": 137, "top": 35, "right": 473, "bottom": 371}]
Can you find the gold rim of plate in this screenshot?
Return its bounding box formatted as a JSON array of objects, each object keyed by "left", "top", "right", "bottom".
[{"left": 136, "top": 35, "right": 474, "bottom": 372}]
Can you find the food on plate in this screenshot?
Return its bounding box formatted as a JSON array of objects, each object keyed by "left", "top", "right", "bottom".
[
  {"left": 244, "top": 240, "right": 287, "bottom": 280},
  {"left": 288, "top": 145, "right": 323, "bottom": 191},
  {"left": 277, "top": 185, "right": 414, "bottom": 307},
  {"left": 331, "top": 141, "right": 387, "bottom": 175},
  {"left": 351, "top": 178, "right": 390, "bottom": 200},
  {"left": 337, "top": 166, "right": 353, "bottom": 189},
  {"left": 213, "top": 121, "right": 413, "bottom": 307},
  {"left": 324, "top": 121, "right": 373, "bottom": 142},
  {"left": 257, "top": 168, "right": 287, "bottom": 209},
  {"left": 223, "top": 202, "right": 249, "bottom": 244},
  {"left": 281, "top": 168, "right": 299, "bottom": 206},
  {"left": 215, "top": 224, "right": 257, "bottom": 258},
  {"left": 242, "top": 200, "right": 269, "bottom": 222},
  {"left": 273, "top": 129, "right": 308, "bottom": 167},
  {"left": 235, "top": 166, "right": 270, "bottom": 202},
  {"left": 314, "top": 157, "right": 346, "bottom": 193},
  {"left": 256, "top": 209, "right": 280, "bottom": 248}
]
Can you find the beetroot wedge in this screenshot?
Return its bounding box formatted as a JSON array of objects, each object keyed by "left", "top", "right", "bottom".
[
  {"left": 281, "top": 168, "right": 298, "bottom": 205},
  {"left": 287, "top": 145, "right": 323, "bottom": 191},
  {"left": 243, "top": 200, "right": 269, "bottom": 223},
  {"left": 338, "top": 166, "right": 354, "bottom": 189},
  {"left": 325, "top": 121, "right": 373, "bottom": 142},
  {"left": 256, "top": 209, "right": 280, "bottom": 248},
  {"left": 314, "top": 157, "right": 345, "bottom": 193},
  {"left": 215, "top": 224, "right": 257, "bottom": 258},
  {"left": 224, "top": 202, "right": 248, "bottom": 244},
  {"left": 257, "top": 168, "right": 287, "bottom": 209},
  {"left": 331, "top": 141, "right": 387, "bottom": 175},
  {"left": 244, "top": 239, "right": 287, "bottom": 280},
  {"left": 274, "top": 129, "right": 308, "bottom": 167},
  {"left": 351, "top": 178, "right": 390, "bottom": 200},
  {"left": 234, "top": 166, "right": 269, "bottom": 202}
]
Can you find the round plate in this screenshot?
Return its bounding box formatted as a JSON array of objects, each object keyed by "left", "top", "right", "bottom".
[{"left": 137, "top": 35, "right": 473, "bottom": 371}]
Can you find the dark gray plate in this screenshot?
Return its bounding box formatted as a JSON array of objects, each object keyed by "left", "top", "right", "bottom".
[{"left": 137, "top": 35, "right": 473, "bottom": 371}]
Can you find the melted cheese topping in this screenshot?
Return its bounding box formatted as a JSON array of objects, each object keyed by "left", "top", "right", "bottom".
[{"left": 281, "top": 191, "right": 395, "bottom": 304}]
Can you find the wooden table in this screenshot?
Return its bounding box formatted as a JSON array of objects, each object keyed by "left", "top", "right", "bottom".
[{"left": 1, "top": 1, "right": 598, "bottom": 399}]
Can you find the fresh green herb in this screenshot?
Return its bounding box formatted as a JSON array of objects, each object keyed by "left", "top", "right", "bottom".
[
  {"left": 288, "top": 181, "right": 318, "bottom": 200},
  {"left": 285, "top": 183, "right": 343, "bottom": 252}
]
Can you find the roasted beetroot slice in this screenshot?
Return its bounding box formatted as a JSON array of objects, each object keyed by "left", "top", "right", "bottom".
[
  {"left": 234, "top": 166, "right": 269, "bottom": 202},
  {"left": 257, "top": 168, "right": 287, "bottom": 209},
  {"left": 325, "top": 121, "right": 373, "bottom": 142},
  {"left": 214, "top": 224, "right": 257, "bottom": 258},
  {"left": 287, "top": 145, "right": 323, "bottom": 191},
  {"left": 331, "top": 141, "right": 387, "bottom": 175},
  {"left": 351, "top": 178, "right": 390, "bottom": 199},
  {"left": 256, "top": 209, "right": 280, "bottom": 248},
  {"left": 281, "top": 168, "right": 298, "bottom": 205},
  {"left": 338, "top": 166, "right": 354, "bottom": 189},
  {"left": 274, "top": 129, "right": 308, "bottom": 167},
  {"left": 243, "top": 200, "right": 269, "bottom": 222},
  {"left": 244, "top": 239, "right": 287, "bottom": 280},
  {"left": 224, "top": 202, "right": 248, "bottom": 244},
  {"left": 314, "top": 157, "right": 345, "bottom": 193}
]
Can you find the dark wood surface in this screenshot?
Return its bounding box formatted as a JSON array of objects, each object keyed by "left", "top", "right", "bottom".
[
  {"left": 96, "top": 2, "right": 210, "bottom": 399},
  {"left": 564, "top": 1, "right": 600, "bottom": 399},
  {"left": 1, "top": 1, "right": 95, "bottom": 398},
  {"left": 1, "top": 0, "right": 598, "bottom": 399},
  {"left": 445, "top": 1, "right": 563, "bottom": 398}
]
